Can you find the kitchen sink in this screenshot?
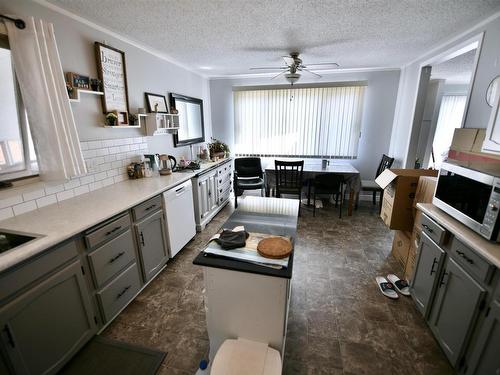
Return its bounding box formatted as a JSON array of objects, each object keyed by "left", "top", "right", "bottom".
[{"left": 0, "top": 231, "right": 39, "bottom": 254}]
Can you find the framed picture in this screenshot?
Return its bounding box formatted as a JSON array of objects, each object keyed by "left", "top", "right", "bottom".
[
  {"left": 117, "top": 111, "right": 129, "bottom": 125},
  {"left": 65, "top": 72, "right": 90, "bottom": 89},
  {"left": 95, "top": 42, "right": 130, "bottom": 114},
  {"left": 145, "top": 92, "right": 169, "bottom": 113}
]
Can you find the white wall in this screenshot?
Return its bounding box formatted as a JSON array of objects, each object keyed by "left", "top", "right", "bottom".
[
  {"left": 210, "top": 70, "right": 401, "bottom": 180},
  {"left": 0, "top": 0, "right": 212, "bottom": 161},
  {"left": 389, "top": 14, "right": 500, "bottom": 167}
]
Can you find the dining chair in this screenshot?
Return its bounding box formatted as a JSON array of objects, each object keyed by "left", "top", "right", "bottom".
[
  {"left": 234, "top": 157, "right": 265, "bottom": 208},
  {"left": 313, "top": 174, "right": 344, "bottom": 218},
  {"left": 274, "top": 160, "right": 304, "bottom": 211},
  {"left": 357, "top": 154, "right": 394, "bottom": 210}
]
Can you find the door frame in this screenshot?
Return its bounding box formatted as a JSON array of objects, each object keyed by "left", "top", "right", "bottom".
[{"left": 405, "top": 32, "right": 484, "bottom": 168}]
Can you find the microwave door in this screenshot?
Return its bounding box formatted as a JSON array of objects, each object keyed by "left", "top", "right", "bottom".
[{"left": 434, "top": 170, "right": 491, "bottom": 233}]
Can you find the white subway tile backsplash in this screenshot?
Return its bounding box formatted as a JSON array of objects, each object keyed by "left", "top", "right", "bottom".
[
  {"left": 0, "top": 195, "right": 23, "bottom": 209},
  {"left": 22, "top": 189, "right": 45, "bottom": 202},
  {"left": 87, "top": 140, "right": 102, "bottom": 149},
  {"left": 13, "top": 200, "right": 37, "bottom": 216},
  {"left": 0, "top": 207, "right": 14, "bottom": 221},
  {"left": 0, "top": 136, "right": 149, "bottom": 219},
  {"left": 44, "top": 183, "right": 65, "bottom": 195},
  {"left": 56, "top": 189, "right": 74, "bottom": 202},
  {"left": 64, "top": 179, "right": 81, "bottom": 191},
  {"left": 36, "top": 194, "right": 57, "bottom": 208},
  {"left": 80, "top": 175, "right": 95, "bottom": 185},
  {"left": 74, "top": 184, "right": 90, "bottom": 196}
]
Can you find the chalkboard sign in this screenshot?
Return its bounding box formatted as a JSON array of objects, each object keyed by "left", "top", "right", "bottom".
[{"left": 95, "top": 42, "right": 130, "bottom": 114}]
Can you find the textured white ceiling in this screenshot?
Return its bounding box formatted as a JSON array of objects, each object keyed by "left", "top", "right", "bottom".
[
  {"left": 431, "top": 49, "right": 477, "bottom": 84},
  {"left": 46, "top": 0, "right": 500, "bottom": 76}
]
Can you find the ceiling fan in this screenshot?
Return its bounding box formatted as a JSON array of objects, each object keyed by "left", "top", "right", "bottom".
[{"left": 250, "top": 52, "right": 339, "bottom": 84}]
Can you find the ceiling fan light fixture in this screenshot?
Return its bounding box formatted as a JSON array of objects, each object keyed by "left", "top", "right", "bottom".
[{"left": 285, "top": 72, "right": 301, "bottom": 85}]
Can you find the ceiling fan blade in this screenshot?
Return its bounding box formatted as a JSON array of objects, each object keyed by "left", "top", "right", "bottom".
[
  {"left": 303, "top": 62, "right": 339, "bottom": 67},
  {"left": 282, "top": 56, "right": 295, "bottom": 67},
  {"left": 249, "top": 67, "right": 288, "bottom": 70},
  {"left": 271, "top": 70, "right": 288, "bottom": 80},
  {"left": 301, "top": 68, "right": 322, "bottom": 78}
]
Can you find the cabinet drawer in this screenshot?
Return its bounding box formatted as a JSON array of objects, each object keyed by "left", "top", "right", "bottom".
[
  {"left": 217, "top": 171, "right": 232, "bottom": 186},
  {"left": 218, "top": 179, "right": 231, "bottom": 195},
  {"left": 421, "top": 214, "right": 446, "bottom": 245},
  {"left": 0, "top": 240, "right": 78, "bottom": 301},
  {"left": 217, "top": 162, "right": 232, "bottom": 176},
  {"left": 219, "top": 186, "right": 231, "bottom": 205},
  {"left": 88, "top": 229, "right": 136, "bottom": 288},
  {"left": 97, "top": 262, "right": 141, "bottom": 322},
  {"left": 132, "top": 195, "right": 162, "bottom": 221},
  {"left": 85, "top": 214, "right": 130, "bottom": 249},
  {"left": 450, "top": 237, "right": 494, "bottom": 284}
]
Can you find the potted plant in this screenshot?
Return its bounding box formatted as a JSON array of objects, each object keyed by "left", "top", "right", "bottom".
[
  {"left": 129, "top": 113, "right": 138, "bottom": 125},
  {"left": 208, "top": 138, "right": 230, "bottom": 159},
  {"left": 105, "top": 112, "right": 118, "bottom": 126}
]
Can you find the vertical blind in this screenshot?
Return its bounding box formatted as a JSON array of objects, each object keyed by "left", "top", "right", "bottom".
[
  {"left": 431, "top": 95, "right": 467, "bottom": 168},
  {"left": 233, "top": 85, "right": 366, "bottom": 158}
]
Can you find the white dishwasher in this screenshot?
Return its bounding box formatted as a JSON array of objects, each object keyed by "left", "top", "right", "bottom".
[{"left": 163, "top": 179, "right": 197, "bottom": 258}]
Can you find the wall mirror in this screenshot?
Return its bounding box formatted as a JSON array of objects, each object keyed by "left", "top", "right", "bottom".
[{"left": 170, "top": 93, "right": 205, "bottom": 147}]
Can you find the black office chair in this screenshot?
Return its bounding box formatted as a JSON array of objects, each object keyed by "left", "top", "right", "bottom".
[
  {"left": 358, "top": 154, "right": 394, "bottom": 210},
  {"left": 275, "top": 160, "right": 304, "bottom": 212},
  {"left": 234, "top": 157, "right": 265, "bottom": 208},
  {"left": 313, "top": 174, "right": 344, "bottom": 218}
]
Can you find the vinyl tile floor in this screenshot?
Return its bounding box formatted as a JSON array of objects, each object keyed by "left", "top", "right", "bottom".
[{"left": 102, "top": 198, "right": 454, "bottom": 375}]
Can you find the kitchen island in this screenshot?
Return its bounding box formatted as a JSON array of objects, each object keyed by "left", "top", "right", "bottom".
[{"left": 193, "top": 196, "right": 299, "bottom": 363}]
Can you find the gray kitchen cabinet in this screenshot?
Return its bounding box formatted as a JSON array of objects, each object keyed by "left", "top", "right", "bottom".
[
  {"left": 464, "top": 299, "right": 500, "bottom": 375},
  {"left": 429, "top": 258, "right": 486, "bottom": 367},
  {"left": 410, "top": 232, "right": 445, "bottom": 318},
  {"left": 197, "top": 169, "right": 219, "bottom": 221},
  {"left": 134, "top": 209, "right": 168, "bottom": 282},
  {"left": 0, "top": 260, "right": 96, "bottom": 375}
]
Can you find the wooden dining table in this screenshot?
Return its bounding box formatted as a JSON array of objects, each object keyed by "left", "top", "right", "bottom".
[{"left": 263, "top": 158, "right": 361, "bottom": 216}]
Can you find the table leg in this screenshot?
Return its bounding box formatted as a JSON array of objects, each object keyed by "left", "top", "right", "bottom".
[
  {"left": 348, "top": 190, "right": 354, "bottom": 216},
  {"left": 307, "top": 179, "right": 312, "bottom": 206}
]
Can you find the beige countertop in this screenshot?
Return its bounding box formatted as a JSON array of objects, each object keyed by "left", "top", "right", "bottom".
[
  {"left": 417, "top": 203, "right": 500, "bottom": 269},
  {"left": 0, "top": 162, "right": 231, "bottom": 273}
]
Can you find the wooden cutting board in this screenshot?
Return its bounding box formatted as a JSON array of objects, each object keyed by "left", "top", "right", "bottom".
[{"left": 257, "top": 237, "right": 293, "bottom": 259}]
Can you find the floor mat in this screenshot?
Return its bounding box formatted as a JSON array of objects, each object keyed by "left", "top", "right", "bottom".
[{"left": 60, "top": 335, "right": 166, "bottom": 375}]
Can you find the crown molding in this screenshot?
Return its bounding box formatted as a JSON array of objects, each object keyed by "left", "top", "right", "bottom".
[{"left": 33, "top": 0, "right": 207, "bottom": 79}]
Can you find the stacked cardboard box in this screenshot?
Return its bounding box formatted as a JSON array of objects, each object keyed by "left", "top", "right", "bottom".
[{"left": 375, "top": 170, "right": 438, "bottom": 279}]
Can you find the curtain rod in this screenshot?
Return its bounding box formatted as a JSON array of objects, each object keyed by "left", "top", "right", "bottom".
[{"left": 0, "top": 15, "right": 26, "bottom": 29}]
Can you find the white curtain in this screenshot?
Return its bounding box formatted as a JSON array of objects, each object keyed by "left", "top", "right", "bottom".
[
  {"left": 5, "top": 17, "right": 86, "bottom": 181},
  {"left": 431, "top": 95, "right": 467, "bottom": 168},
  {"left": 234, "top": 85, "right": 366, "bottom": 158}
]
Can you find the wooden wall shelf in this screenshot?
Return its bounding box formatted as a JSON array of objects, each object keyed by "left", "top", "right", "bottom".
[{"left": 69, "top": 89, "right": 104, "bottom": 103}]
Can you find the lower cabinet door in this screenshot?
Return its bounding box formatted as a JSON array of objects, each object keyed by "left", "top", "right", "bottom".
[
  {"left": 0, "top": 260, "right": 96, "bottom": 375},
  {"left": 465, "top": 300, "right": 500, "bottom": 375},
  {"left": 429, "top": 258, "right": 486, "bottom": 367},
  {"left": 135, "top": 210, "right": 168, "bottom": 282},
  {"left": 410, "top": 232, "right": 445, "bottom": 317}
]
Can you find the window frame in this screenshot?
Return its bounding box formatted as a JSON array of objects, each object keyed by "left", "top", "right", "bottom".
[{"left": 0, "top": 34, "right": 39, "bottom": 183}]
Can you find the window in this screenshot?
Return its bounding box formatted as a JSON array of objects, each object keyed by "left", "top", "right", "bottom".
[
  {"left": 0, "top": 35, "right": 37, "bottom": 182},
  {"left": 429, "top": 95, "right": 467, "bottom": 168},
  {"left": 233, "top": 85, "right": 366, "bottom": 158}
]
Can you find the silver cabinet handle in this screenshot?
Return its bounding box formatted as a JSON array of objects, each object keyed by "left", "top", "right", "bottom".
[
  {"left": 105, "top": 226, "right": 121, "bottom": 236},
  {"left": 422, "top": 224, "right": 433, "bottom": 233},
  {"left": 3, "top": 325, "right": 15, "bottom": 348},
  {"left": 109, "top": 251, "right": 125, "bottom": 264},
  {"left": 430, "top": 258, "right": 438, "bottom": 275},
  {"left": 116, "top": 285, "right": 131, "bottom": 299},
  {"left": 144, "top": 204, "right": 156, "bottom": 211}
]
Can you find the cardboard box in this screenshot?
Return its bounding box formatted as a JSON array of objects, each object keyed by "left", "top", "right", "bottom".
[
  {"left": 412, "top": 176, "right": 437, "bottom": 218},
  {"left": 375, "top": 169, "right": 438, "bottom": 231},
  {"left": 448, "top": 128, "right": 500, "bottom": 168},
  {"left": 391, "top": 230, "right": 411, "bottom": 272},
  {"left": 404, "top": 214, "right": 423, "bottom": 282}
]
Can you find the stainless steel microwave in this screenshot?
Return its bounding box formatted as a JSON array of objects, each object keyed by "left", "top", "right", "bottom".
[{"left": 433, "top": 162, "right": 500, "bottom": 242}]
